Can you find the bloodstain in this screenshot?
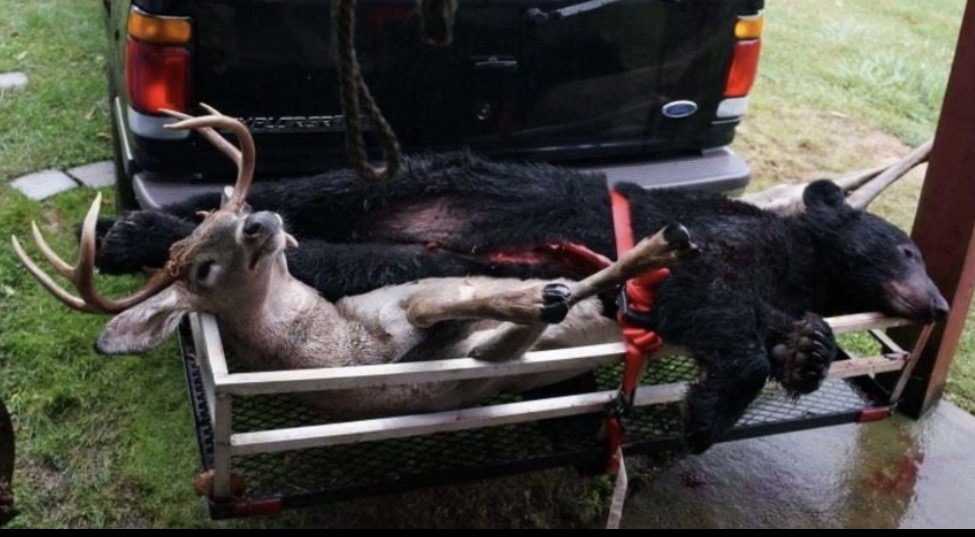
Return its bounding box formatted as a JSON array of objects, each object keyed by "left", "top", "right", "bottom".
[
  {"left": 868, "top": 449, "right": 925, "bottom": 495},
  {"left": 680, "top": 470, "right": 707, "bottom": 489}
]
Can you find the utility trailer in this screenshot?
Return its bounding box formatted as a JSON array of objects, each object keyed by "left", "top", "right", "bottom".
[{"left": 180, "top": 312, "right": 930, "bottom": 519}]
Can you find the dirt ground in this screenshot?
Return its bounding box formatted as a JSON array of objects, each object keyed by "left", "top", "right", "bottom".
[{"left": 735, "top": 102, "right": 928, "bottom": 231}]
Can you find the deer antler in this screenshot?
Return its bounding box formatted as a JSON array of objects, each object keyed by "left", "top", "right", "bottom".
[
  {"left": 161, "top": 104, "right": 256, "bottom": 212},
  {"left": 12, "top": 106, "right": 258, "bottom": 315},
  {"left": 10, "top": 192, "right": 177, "bottom": 313},
  {"left": 160, "top": 104, "right": 243, "bottom": 168}
]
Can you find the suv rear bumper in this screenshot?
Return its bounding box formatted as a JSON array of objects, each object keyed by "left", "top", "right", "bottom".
[
  {"left": 132, "top": 148, "right": 750, "bottom": 210},
  {"left": 576, "top": 147, "right": 750, "bottom": 193}
]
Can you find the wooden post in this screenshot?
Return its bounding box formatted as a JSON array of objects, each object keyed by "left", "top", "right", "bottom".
[{"left": 894, "top": 0, "right": 975, "bottom": 418}]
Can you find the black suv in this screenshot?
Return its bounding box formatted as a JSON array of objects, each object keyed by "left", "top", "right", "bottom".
[{"left": 102, "top": 0, "right": 765, "bottom": 211}]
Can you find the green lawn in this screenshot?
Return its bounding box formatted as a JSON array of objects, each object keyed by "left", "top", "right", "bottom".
[{"left": 0, "top": 0, "right": 971, "bottom": 528}]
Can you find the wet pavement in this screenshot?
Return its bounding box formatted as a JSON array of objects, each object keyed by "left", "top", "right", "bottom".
[{"left": 622, "top": 401, "right": 975, "bottom": 529}]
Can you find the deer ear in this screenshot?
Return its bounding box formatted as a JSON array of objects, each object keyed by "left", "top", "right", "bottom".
[{"left": 95, "top": 284, "right": 193, "bottom": 355}]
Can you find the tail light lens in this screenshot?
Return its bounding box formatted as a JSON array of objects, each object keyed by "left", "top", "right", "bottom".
[
  {"left": 724, "top": 39, "right": 762, "bottom": 98},
  {"left": 125, "top": 7, "right": 191, "bottom": 115},
  {"left": 128, "top": 7, "right": 192, "bottom": 45},
  {"left": 717, "top": 14, "right": 764, "bottom": 118},
  {"left": 126, "top": 39, "right": 190, "bottom": 114},
  {"left": 734, "top": 16, "right": 764, "bottom": 40}
]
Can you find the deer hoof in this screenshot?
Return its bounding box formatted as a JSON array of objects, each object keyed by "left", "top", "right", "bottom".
[
  {"left": 663, "top": 223, "right": 692, "bottom": 252},
  {"left": 540, "top": 283, "right": 571, "bottom": 323}
]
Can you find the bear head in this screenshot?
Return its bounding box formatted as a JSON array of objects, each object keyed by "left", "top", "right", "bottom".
[{"left": 800, "top": 180, "right": 949, "bottom": 322}]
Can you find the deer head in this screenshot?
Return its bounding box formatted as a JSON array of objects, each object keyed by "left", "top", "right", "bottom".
[{"left": 11, "top": 106, "right": 298, "bottom": 355}]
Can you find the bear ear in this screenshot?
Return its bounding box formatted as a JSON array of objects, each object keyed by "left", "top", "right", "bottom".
[{"left": 802, "top": 180, "right": 848, "bottom": 210}]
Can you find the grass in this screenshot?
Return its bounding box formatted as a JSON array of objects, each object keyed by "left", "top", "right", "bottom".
[
  {"left": 753, "top": 0, "right": 962, "bottom": 147},
  {"left": 0, "top": 0, "right": 971, "bottom": 528},
  {"left": 0, "top": 0, "right": 112, "bottom": 178}
]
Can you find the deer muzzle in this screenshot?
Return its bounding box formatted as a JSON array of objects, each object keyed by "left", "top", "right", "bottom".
[{"left": 239, "top": 212, "right": 297, "bottom": 270}]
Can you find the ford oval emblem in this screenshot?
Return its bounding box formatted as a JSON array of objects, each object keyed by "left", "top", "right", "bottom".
[{"left": 662, "top": 100, "right": 698, "bottom": 119}]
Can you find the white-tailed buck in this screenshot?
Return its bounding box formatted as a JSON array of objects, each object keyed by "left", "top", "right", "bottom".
[{"left": 12, "top": 107, "right": 694, "bottom": 419}]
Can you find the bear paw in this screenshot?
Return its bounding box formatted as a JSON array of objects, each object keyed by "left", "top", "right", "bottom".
[{"left": 770, "top": 313, "right": 837, "bottom": 397}]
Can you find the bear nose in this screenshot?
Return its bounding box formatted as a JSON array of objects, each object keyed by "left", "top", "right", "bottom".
[{"left": 932, "top": 294, "right": 950, "bottom": 320}]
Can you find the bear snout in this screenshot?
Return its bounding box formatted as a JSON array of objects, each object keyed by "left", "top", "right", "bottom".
[
  {"left": 932, "top": 292, "right": 950, "bottom": 321},
  {"left": 883, "top": 278, "right": 949, "bottom": 322}
]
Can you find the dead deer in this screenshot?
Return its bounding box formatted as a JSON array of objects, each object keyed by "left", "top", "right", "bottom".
[{"left": 12, "top": 108, "right": 695, "bottom": 419}]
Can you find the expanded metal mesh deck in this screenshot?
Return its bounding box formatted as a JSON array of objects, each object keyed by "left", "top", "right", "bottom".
[{"left": 178, "top": 322, "right": 891, "bottom": 519}]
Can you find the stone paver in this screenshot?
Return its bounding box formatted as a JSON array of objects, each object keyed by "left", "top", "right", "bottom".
[
  {"left": 10, "top": 169, "right": 78, "bottom": 200},
  {"left": 67, "top": 161, "right": 116, "bottom": 188},
  {"left": 0, "top": 72, "right": 28, "bottom": 92}
]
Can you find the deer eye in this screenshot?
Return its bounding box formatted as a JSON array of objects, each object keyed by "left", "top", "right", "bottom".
[{"left": 195, "top": 261, "right": 216, "bottom": 283}]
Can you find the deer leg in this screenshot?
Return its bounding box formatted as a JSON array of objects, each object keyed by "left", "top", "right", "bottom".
[
  {"left": 406, "top": 282, "right": 569, "bottom": 328},
  {"left": 467, "top": 322, "right": 549, "bottom": 362},
  {"left": 407, "top": 223, "right": 695, "bottom": 328}
]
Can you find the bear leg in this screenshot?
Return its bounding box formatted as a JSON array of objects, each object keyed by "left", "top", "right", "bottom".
[
  {"left": 94, "top": 211, "right": 198, "bottom": 274},
  {"left": 684, "top": 349, "right": 770, "bottom": 454}
]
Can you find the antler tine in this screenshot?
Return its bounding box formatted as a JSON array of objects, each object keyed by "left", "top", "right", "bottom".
[
  {"left": 198, "top": 102, "right": 223, "bottom": 116},
  {"left": 196, "top": 103, "right": 244, "bottom": 168},
  {"left": 29, "top": 221, "right": 74, "bottom": 278},
  {"left": 163, "top": 109, "right": 255, "bottom": 212},
  {"left": 846, "top": 138, "right": 934, "bottom": 210},
  {"left": 11, "top": 193, "right": 177, "bottom": 314},
  {"left": 11, "top": 234, "right": 98, "bottom": 313},
  {"left": 160, "top": 108, "right": 243, "bottom": 167}
]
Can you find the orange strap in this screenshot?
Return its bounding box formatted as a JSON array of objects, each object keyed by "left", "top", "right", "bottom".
[
  {"left": 604, "top": 189, "right": 667, "bottom": 473},
  {"left": 610, "top": 189, "right": 635, "bottom": 254}
]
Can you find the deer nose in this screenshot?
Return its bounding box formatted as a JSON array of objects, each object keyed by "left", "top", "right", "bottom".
[
  {"left": 242, "top": 212, "right": 280, "bottom": 239},
  {"left": 243, "top": 220, "right": 263, "bottom": 237}
]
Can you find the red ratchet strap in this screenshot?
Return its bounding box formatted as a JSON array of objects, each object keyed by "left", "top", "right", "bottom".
[
  {"left": 604, "top": 189, "right": 668, "bottom": 473},
  {"left": 610, "top": 189, "right": 635, "bottom": 253}
]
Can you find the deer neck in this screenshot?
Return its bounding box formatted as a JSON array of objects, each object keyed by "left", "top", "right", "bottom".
[{"left": 216, "top": 255, "right": 367, "bottom": 370}]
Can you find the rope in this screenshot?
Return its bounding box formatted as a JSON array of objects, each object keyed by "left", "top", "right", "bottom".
[
  {"left": 332, "top": 0, "right": 402, "bottom": 181},
  {"left": 605, "top": 447, "right": 628, "bottom": 529}
]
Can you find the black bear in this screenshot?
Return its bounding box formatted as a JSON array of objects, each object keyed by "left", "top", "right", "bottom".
[{"left": 93, "top": 152, "right": 948, "bottom": 453}]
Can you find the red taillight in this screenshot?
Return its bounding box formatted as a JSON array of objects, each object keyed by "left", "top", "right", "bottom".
[
  {"left": 724, "top": 39, "right": 762, "bottom": 98},
  {"left": 125, "top": 38, "right": 190, "bottom": 114}
]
